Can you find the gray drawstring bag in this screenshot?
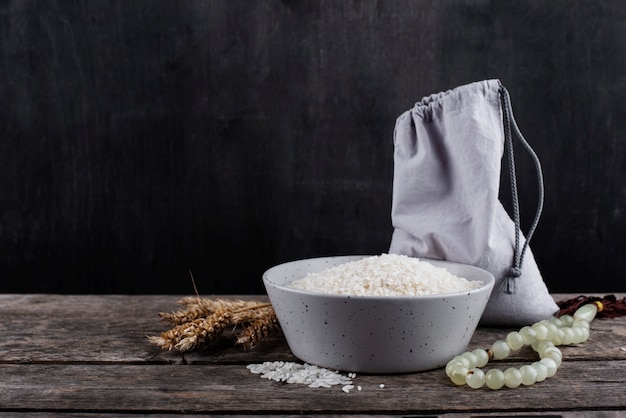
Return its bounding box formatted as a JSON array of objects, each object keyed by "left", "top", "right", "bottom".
[{"left": 389, "top": 79, "right": 558, "bottom": 326}]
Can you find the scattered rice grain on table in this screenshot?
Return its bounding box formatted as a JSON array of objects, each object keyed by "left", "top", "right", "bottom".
[
  {"left": 289, "top": 253, "right": 481, "bottom": 296},
  {"left": 247, "top": 361, "right": 355, "bottom": 390}
]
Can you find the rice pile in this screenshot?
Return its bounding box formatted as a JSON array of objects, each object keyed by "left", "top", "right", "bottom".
[
  {"left": 247, "top": 362, "right": 388, "bottom": 393},
  {"left": 247, "top": 361, "right": 357, "bottom": 392},
  {"left": 289, "top": 253, "right": 481, "bottom": 296}
]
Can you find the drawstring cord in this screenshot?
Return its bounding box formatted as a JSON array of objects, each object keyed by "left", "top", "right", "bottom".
[{"left": 499, "top": 85, "right": 545, "bottom": 294}]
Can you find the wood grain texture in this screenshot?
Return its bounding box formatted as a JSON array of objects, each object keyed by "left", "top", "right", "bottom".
[
  {"left": 1, "top": 294, "right": 625, "bottom": 364},
  {"left": 0, "top": 294, "right": 625, "bottom": 415},
  {"left": 1, "top": 361, "right": 625, "bottom": 414},
  {"left": 0, "top": 1, "right": 625, "bottom": 295}
]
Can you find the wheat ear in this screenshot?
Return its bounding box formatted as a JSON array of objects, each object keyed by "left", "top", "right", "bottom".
[
  {"left": 160, "top": 298, "right": 259, "bottom": 325},
  {"left": 148, "top": 308, "right": 232, "bottom": 352},
  {"left": 234, "top": 305, "right": 279, "bottom": 350}
]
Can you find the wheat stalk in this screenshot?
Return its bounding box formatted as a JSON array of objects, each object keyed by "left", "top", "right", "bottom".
[
  {"left": 159, "top": 297, "right": 262, "bottom": 325},
  {"left": 148, "top": 298, "right": 279, "bottom": 352},
  {"left": 148, "top": 308, "right": 232, "bottom": 351},
  {"left": 230, "top": 303, "right": 273, "bottom": 322},
  {"left": 235, "top": 309, "right": 279, "bottom": 350}
]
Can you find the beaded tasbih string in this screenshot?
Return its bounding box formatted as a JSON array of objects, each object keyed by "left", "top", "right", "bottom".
[{"left": 446, "top": 295, "right": 626, "bottom": 390}]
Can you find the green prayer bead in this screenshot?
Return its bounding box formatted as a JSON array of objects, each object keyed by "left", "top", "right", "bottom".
[
  {"left": 519, "top": 365, "right": 537, "bottom": 386},
  {"left": 449, "top": 365, "right": 468, "bottom": 386},
  {"left": 491, "top": 340, "right": 510, "bottom": 360},
  {"left": 540, "top": 358, "right": 558, "bottom": 377},
  {"left": 503, "top": 368, "right": 522, "bottom": 388},
  {"left": 505, "top": 331, "right": 524, "bottom": 350},
  {"left": 466, "top": 368, "right": 485, "bottom": 389},
  {"left": 471, "top": 349, "right": 489, "bottom": 368},
  {"left": 485, "top": 369, "right": 505, "bottom": 390},
  {"left": 573, "top": 304, "right": 597, "bottom": 322},
  {"left": 519, "top": 326, "right": 537, "bottom": 344},
  {"left": 532, "top": 362, "right": 548, "bottom": 382}
]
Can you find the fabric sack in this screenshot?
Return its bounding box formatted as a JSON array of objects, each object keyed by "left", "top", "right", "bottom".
[{"left": 388, "top": 79, "right": 558, "bottom": 326}]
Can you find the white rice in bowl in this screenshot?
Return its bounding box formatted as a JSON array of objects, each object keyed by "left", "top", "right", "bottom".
[{"left": 288, "top": 253, "right": 482, "bottom": 296}]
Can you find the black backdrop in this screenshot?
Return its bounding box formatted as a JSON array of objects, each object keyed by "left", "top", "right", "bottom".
[{"left": 2, "top": 1, "right": 625, "bottom": 295}]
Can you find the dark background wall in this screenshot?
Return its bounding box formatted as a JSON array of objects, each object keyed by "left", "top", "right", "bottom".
[{"left": 1, "top": 0, "right": 624, "bottom": 295}]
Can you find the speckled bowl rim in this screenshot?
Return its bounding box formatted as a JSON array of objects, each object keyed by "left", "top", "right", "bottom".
[{"left": 263, "top": 255, "right": 495, "bottom": 301}]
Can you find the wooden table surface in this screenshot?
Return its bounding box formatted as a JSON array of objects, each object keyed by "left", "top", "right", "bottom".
[{"left": 0, "top": 293, "right": 624, "bottom": 417}]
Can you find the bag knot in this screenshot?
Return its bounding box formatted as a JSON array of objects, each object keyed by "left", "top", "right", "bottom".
[
  {"left": 501, "top": 267, "right": 522, "bottom": 294},
  {"left": 507, "top": 267, "right": 522, "bottom": 278}
]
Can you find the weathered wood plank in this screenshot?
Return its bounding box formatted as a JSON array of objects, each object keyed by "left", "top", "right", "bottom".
[
  {"left": 1, "top": 414, "right": 625, "bottom": 418},
  {"left": 7, "top": 411, "right": 626, "bottom": 418},
  {"left": 0, "top": 294, "right": 296, "bottom": 364},
  {"left": 0, "top": 294, "right": 625, "bottom": 415},
  {"left": 0, "top": 361, "right": 624, "bottom": 414},
  {"left": 0, "top": 294, "right": 625, "bottom": 364}
]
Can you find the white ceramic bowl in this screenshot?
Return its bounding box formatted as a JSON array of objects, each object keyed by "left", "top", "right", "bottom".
[{"left": 263, "top": 255, "right": 495, "bottom": 373}]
